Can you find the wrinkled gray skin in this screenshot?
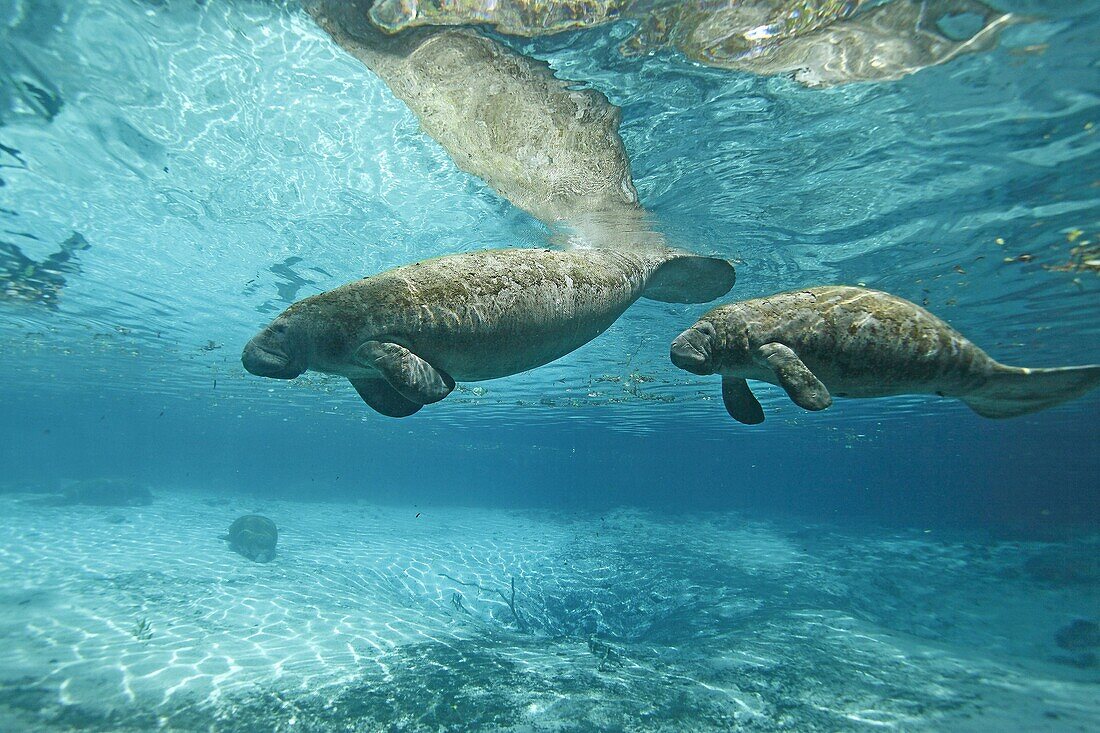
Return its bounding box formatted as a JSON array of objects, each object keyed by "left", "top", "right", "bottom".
[
  {"left": 222, "top": 515, "right": 278, "bottom": 563},
  {"left": 302, "top": 0, "right": 640, "bottom": 227},
  {"left": 671, "top": 286, "right": 1100, "bottom": 424},
  {"left": 244, "top": 247, "right": 735, "bottom": 417}
]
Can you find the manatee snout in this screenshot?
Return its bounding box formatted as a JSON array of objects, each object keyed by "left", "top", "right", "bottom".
[
  {"left": 242, "top": 318, "right": 306, "bottom": 379},
  {"left": 670, "top": 321, "right": 717, "bottom": 375}
]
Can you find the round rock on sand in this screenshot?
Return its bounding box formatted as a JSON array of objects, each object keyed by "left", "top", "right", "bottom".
[{"left": 222, "top": 515, "right": 278, "bottom": 563}]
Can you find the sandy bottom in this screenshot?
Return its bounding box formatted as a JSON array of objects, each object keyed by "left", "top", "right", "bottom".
[{"left": 0, "top": 487, "right": 1096, "bottom": 731}]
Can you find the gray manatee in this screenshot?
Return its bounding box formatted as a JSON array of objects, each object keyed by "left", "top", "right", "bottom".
[
  {"left": 302, "top": 0, "right": 639, "bottom": 226},
  {"left": 670, "top": 286, "right": 1100, "bottom": 423},
  {"left": 221, "top": 515, "right": 278, "bottom": 563},
  {"left": 244, "top": 247, "right": 735, "bottom": 416}
]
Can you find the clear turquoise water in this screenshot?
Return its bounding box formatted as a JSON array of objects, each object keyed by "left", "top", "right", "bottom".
[{"left": 0, "top": 1, "right": 1098, "bottom": 730}]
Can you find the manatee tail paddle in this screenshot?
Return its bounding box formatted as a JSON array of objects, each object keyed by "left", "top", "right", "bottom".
[
  {"left": 962, "top": 363, "right": 1100, "bottom": 418},
  {"left": 642, "top": 252, "right": 737, "bottom": 304}
]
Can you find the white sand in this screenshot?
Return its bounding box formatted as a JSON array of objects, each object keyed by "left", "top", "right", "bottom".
[{"left": 0, "top": 489, "right": 1095, "bottom": 731}]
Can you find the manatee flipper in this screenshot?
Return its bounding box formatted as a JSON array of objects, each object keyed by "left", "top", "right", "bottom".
[
  {"left": 349, "top": 377, "right": 423, "bottom": 417},
  {"left": 643, "top": 254, "right": 736, "bottom": 304},
  {"left": 962, "top": 363, "right": 1100, "bottom": 418},
  {"left": 357, "top": 341, "right": 456, "bottom": 405},
  {"left": 722, "top": 377, "right": 765, "bottom": 424},
  {"left": 757, "top": 343, "right": 832, "bottom": 411}
]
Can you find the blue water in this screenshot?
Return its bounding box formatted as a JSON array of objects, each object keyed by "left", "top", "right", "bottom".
[{"left": 1, "top": 0, "right": 1098, "bottom": 730}]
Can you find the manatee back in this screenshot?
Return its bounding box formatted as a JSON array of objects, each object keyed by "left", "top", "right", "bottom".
[
  {"left": 738, "top": 287, "right": 991, "bottom": 388},
  {"left": 367, "top": 249, "right": 652, "bottom": 379}
]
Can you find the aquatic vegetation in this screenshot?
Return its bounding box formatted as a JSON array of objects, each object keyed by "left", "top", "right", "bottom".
[
  {"left": 440, "top": 573, "right": 528, "bottom": 631},
  {"left": 130, "top": 617, "right": 153, "bottom": 641}
]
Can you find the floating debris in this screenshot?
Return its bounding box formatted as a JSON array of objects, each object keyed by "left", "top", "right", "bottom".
[{"left": 1043, "top": 240, "right": 1100, "bottom": 274}]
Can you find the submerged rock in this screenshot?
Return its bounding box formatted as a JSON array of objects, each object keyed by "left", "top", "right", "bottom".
[
  {"left": 222, "top": 515, "right": 278, "bottom": 563},
  {"left": 55, "top": 479, "right": 153, "bottom": 507}
]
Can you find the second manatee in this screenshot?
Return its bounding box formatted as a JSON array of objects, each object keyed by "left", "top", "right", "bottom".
[{"left": 671, "top": 286, "right": 1100, "bottom": 424}]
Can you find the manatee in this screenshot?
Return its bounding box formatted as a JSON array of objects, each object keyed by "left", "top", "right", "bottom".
[
  {"left": 221, "top": 515, "right": 278, "bottom": 563},
  {"left": 243, "top": 247, "right": 735, "bottom": 416},
  {"left": 303, "top": 0, "right": 640, "bottom": 226},
  {"left": 670, "top": 286, "right": 1100, "bottom": 424}
]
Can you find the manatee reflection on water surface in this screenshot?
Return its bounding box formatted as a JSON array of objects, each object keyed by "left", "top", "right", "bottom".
[{"left": 365, "top": 0, "right": 1021, "bottom": 86}]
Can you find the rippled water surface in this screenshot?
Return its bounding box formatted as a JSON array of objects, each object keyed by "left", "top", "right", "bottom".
[{"left": 1, "top": 0, "right": 1098, "bottom": 730}]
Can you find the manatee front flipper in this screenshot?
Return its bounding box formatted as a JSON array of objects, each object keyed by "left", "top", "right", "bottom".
[
  {"left": 349, "top": 377, "right": 423, "bottom": 417},
  {"left": 356, "top": 341, "right": 456, "bottom": 405},
  {"left": 757, "top": 343, "right": 832, "bottom": 412},
  {"left": 722, "top": 377, "right": 765, "bottom": 424}
]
